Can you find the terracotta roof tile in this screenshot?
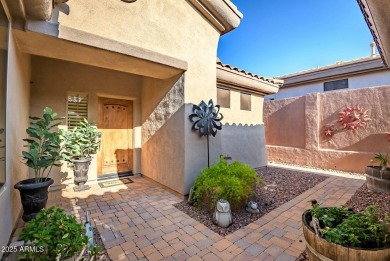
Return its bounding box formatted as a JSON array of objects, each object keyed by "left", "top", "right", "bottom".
[{"left": 216, "top": 61, "right": 283, "bottom": 85}]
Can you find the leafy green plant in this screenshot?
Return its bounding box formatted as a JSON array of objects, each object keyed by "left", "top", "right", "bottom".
[
  {"left": 22, "top": 107, "right": 64, "bottom": 183},
  {"left": 19, "top": 206, "right": 88, "bottom": 261},
  {"left": 62, "top": 119, "right": 101, "bottom": 162},
  {"left": 310, "top": 203, "right": 390, "bottom": 248},
  {"left": 89, "top": 245, "right": 103, "bottom": 261},
  {"left": 193, "top": 158, "right": 262, "bottom": 210},
  {"left": 371, "top": 153, "right": 389, "bottom": 170}
]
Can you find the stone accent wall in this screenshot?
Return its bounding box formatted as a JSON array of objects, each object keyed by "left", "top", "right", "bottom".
[{"left": 142, "top": 75, "right": 184, "bottom": 144}]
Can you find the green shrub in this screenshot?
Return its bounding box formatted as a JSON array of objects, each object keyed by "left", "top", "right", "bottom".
[
  {"left": 311, "top": 203, "right": 390, "bottom": 248},
  {"left": 193, "top": 158, "right": 262, "bottom": 210},
  {"left": 19, "top": 206, "right": 88, "bottom": 261}
]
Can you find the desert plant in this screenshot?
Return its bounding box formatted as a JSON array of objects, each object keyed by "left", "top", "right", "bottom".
[
  {"left": 62, "top": 119, "right": 101, "bottom": 162},
  {"left": 193, "top": 157, "right": 262, "bottom": 210},
  {"left": 310, "top": 203, "right": 390, "bottom": 248},
  {"left": 19, "top": 206, "right": 88, "bottom": 261},
  {"left": 371, "top": 153, "right": 389, "bottom": 170},
  {"left": 22, "top": 107, "right": 64, "bottom": 183}
]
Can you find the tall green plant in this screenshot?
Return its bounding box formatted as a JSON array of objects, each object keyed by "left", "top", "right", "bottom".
[
  {"left": 62, "top": 119, "right": 101, "bottom": 162},
  {"left": 22, "top": 107, "right": 64, "bottom": 183}
]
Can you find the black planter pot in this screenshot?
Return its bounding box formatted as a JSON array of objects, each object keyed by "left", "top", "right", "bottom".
[
  {"left": 14, "top": 178, "right": 54, "bottom": 222},
  {"left": 72, "top": 158, "right": 91, "bottom": 191}
]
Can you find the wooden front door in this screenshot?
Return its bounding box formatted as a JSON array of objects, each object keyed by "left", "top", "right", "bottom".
[{"left": 97, "top": 98, "right": 133, "bottom": 176}]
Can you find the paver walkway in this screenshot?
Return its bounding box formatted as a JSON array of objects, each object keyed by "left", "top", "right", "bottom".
[{"left": 43, "top": 172, "right": 364, "bottom": 260}]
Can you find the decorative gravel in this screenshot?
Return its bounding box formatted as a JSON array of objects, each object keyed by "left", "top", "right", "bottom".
[
  {"left": 174, "top": 166, "right": 328, "bottom": 236},
  {"left": 346, "top": 183, "right": 390, "bottom": 219},
  {"left": 297, "top": 183, "right": 390, "bottom": 261}
]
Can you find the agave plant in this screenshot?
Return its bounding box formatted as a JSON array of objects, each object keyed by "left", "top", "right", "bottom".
[{"left": 189, "top": 99, "right": 223, "bottom": 167}]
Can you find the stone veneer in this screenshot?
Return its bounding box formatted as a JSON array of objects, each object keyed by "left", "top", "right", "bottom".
[{"left": 142, "top": 75, "right": 184, "bottom": 145}]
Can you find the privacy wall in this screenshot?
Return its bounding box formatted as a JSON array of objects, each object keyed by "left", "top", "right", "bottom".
[{"left": 264, "top": 86, "right": 390, "bottom": 173}]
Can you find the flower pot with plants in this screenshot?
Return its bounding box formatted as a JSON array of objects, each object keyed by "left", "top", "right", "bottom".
[
  {"left": 62, "top": 119, "right": 101, "bottom": 192},
  {"left": 302, "top": 201, "right": 390, "bottom": 261},
  {"left": 365, "top": 153, "right": 390, "bottom": 193},
  {"left": 14, "top": 107, "right": 64, "bottom": 222}
]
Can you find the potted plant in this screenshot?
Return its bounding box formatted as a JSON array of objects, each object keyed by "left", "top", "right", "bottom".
[
  {"left": 365, "top": 153, "right": 390, "bottom": 193},
  {"left": 62, "top": 119, "right": 101, "bottom": 191},
  {"left": 14, "top": 107, "right": 64, "bottom": 222},
  {"left": 19, "top": 206, "right": 89, "bottom": 261},
  {"left": 302, "top": 201, "right": 390, "bottom": 261}
]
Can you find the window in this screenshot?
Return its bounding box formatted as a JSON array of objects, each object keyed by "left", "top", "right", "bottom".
[
  {"left": 67, "top": 93, "right": 88, "bottom": 129},
  {"left": 0, "top": 2, "right": 9, "bottom": 188},
  {"left": 240, "top": 92, "right": 251, "bottom": 111},
  {"left": 217, "top": 88, "right": 230, "bottom": 108},
  {"left": 324, "top": 79, "right": 348, "bottom": 92}
]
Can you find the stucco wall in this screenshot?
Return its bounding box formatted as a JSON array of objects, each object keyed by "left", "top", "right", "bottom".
[
  {"left": 266, "top": 70, "right": 390, "bottom": 100},
  {"left": 265, "top": 86, "right": 390, "bottom": 173},
  {"left": 184, "top": 90, "right": 269, "bottom": 194},
  {"left": 141, "top": 75, "right": 185, "bottom": 194},
  {"left": 29, "top": 56, "right": 143, "bottom": 188},
  {"left": 0, "top": 29, "right": 31, "bottom": 258}
]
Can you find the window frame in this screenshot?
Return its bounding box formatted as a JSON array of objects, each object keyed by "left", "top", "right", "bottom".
[
  {"left": 217, "top": 87, "right": 231, "bottom": 109},
  {"left": 66, "top": 92, "right": 89, "bottom": 130},
  {"left": 240, "top": 92, "right": 251, "bottom": 111},
  {"left": 324, "top": 79, "right": 349, "bottom": 92}
]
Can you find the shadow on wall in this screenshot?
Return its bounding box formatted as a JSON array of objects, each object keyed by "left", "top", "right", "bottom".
[
  {"left": 221, "top": 123, "right": 267, "bottom": 168},
  {"left": 341, "top": 134, "right": 389, "bottom": 153},
  {"left": 331, "top": 152, "right": 373, "bottom": 173},
  {"left": 264, "top": 97, "right": 305, "bottom": 148}
]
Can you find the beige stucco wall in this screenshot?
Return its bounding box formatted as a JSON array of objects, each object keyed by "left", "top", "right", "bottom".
[
  {"left": 265, "top": 86, "right": 390, "bottom": 173},
  {"left": 29, "top": 56, "right": 143, "bottom": 188},
  {"left": 54, "top": 0, "right": 221, "bottom": 195},
  {"left": 0, "top": 28, "right": 31, "bottom": 258}
]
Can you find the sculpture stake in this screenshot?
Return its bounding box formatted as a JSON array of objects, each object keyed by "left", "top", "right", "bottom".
[{"left": 189, "top": 99, "right": 223, "bottom": 168}]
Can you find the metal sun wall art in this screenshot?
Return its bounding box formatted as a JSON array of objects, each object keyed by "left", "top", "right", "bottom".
[
  {"left": 338, "top": 105, "right": 371, "bottom": 131},
  {"left": 322, "top": 105, "right": 371, "bottom": 139},
  {"left": 189, "top": 99, "right": 223, "bottom": 167}
]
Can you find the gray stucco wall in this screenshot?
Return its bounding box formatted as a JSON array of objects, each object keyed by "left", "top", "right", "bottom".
[{"left": 221, "top": 124, "right": 267, "bottom": 168}]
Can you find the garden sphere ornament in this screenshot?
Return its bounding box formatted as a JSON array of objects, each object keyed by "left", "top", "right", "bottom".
[
  {"left": 213, "top": 199, "right": 232, "bottom": 228},
  {"left": 246, "top": 201, "right": 260, "bottom": 214},
  {"left": 189, "top": 99, "right": 223, "bottom": 167}
]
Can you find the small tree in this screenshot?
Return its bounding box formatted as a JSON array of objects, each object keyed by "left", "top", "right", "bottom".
[
  {"left": 22, "top": 107, "right": 64, "bottom": 183},
  {"left": 62, "top": 119, "right": 101, "bottom": 163},
  {"left": 189, "top": 99, "right": 223, "bottom": 167}
]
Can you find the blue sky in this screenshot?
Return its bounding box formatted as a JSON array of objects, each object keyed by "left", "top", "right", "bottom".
[{"left": 217, "top": 0, "right": 374, "bottom": 77}]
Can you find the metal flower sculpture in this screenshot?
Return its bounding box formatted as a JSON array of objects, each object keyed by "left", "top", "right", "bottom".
[{"left": 189, "top": 99, "right": 223, "bottom": 167}]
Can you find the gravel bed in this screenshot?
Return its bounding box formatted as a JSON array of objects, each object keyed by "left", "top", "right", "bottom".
[
  {"left": 297, "top": 183, "right": 390, "bottom": 261},
  {"left": 174, "top": 167, "right": 328, "bottom": 236}
]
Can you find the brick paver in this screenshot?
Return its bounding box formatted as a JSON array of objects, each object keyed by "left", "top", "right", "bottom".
[{"left": 38, "top": 171, "right": 364, "bottom": 260}]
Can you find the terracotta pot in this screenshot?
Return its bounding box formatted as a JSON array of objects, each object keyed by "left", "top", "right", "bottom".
[
  {"left": 365, "top": 166, "right": 390, "bottom": 193},
  {"left": 14, "top": 178, "right": 53, "bottom": 222}
]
